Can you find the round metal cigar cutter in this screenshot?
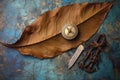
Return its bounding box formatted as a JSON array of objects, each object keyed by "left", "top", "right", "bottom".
[{"left": 62, "top": 24, "right": 78, "bottom": 40}]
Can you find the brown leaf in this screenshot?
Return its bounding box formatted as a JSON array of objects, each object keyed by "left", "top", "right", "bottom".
[{"left": 1, "top": 2, "right": 113, "bottom": 58}]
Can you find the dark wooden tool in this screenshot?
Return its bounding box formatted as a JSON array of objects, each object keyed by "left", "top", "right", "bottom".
[{"left": 78, "top": 34, "right": 107, "bottom": 73}]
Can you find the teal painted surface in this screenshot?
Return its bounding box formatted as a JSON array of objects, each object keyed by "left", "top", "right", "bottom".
[{"left": 0, "top": 0, "right": 120, "bottom": 80}]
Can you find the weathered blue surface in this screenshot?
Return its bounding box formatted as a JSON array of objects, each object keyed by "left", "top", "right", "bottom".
[{"left": 0, "top": 0, "right": 120, "bottom": 80}]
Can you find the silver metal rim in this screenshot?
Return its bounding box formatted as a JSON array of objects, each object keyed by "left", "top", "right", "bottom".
[{"left": 61, "top": 24, "right": 78, "bottom": 40}]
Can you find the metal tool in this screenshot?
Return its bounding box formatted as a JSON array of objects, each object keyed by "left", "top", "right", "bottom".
[
  {"left": 68, "top": 34, "right": 107, "bottom": 72},
  {"left": 68, "top": 44, "right": 84, "bottom": 69},
  {"left": 78, "top": 34, "right": 107, "bottom": 73}
]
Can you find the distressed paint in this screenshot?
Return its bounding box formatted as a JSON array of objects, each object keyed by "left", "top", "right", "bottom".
[{"left": 0, "top": 0, "right": 120, "bottom": 80}]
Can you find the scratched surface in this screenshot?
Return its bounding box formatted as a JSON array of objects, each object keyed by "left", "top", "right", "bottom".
[{"left": 0, "top": 0, "right": 120, "bottom": 80}]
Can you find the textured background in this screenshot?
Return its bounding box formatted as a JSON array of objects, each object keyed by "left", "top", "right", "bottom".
[{"left": 0, "top": 0, "right": 120, "bottom": 80}]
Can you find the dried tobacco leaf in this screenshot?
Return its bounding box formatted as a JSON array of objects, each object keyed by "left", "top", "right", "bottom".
[{"left": 1, "top": 2, "right": 113, "bottom": 58}]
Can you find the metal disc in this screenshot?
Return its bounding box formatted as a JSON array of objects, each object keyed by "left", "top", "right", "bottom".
[{"left": 62, "top": 24, "right": 78, "bottom": 40}]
